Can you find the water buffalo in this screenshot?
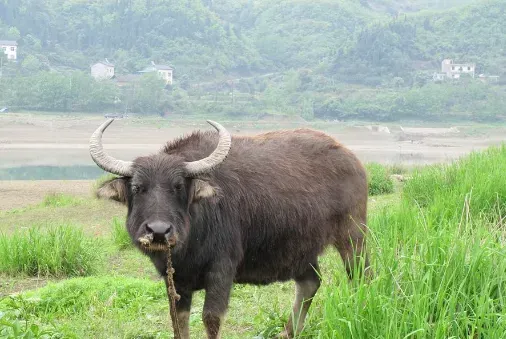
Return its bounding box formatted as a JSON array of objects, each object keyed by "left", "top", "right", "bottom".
[{"left": 89, "top": 119, "right": 370, "bottom": 338}]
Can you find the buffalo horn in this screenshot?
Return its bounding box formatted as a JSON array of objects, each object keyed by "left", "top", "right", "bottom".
[
  {"left": 89, "top": 118, "right": 134, "bottom": 176},
  {"left": 184, "top": 120, "right": 231, "bottom": 176}
]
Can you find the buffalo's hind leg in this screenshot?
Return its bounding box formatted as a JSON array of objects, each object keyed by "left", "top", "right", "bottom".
[
  {"left": 279, "top": 262, "right": 321, "bottom": 338},
  {"left": 335, "top": 216, "right": 371, "bottom": 282}
]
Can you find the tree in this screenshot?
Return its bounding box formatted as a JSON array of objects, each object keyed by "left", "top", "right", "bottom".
[
  {"left": 21, "top": 55, "right": 42, "bottom": 73},
  {"left": 6, "top": 26, "right": 20, "bottom": 40}
]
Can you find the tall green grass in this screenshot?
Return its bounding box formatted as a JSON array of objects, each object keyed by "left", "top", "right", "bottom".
[
  {"left": 365, "top": 162, "right": 395, "bottom": 196},
  {"left": 309, "top": 144, "right": 506, "bottom": 338},
  {"left": 403, "top": 144, "right": 506, "bottom": 223},
  {"left": 111, "top": 217, "right": 132, "bottom": 250},
  {"left": 0, "top": 225, "right": 101, "bottom": 277}
]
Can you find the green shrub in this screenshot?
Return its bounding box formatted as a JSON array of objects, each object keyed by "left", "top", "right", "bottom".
[
  {"left": 0, "top": 225, "right": 101, "bottom": 277},
  {"left": 365, "top": 163, "right": 394, "bottom": 196},
  {"left": 111, "top": 217, "right": 132, "bottom": 250}
]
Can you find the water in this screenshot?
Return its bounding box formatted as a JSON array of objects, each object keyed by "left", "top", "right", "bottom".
[{"left": 0, "top": 165, "right": 106, "bottom": 180}]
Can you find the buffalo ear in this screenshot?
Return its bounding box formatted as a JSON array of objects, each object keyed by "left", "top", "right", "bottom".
[
  {"left": 189, "top": 179, "right": 219, "bottom": 203},
  {"left": 96, "top": 177, "right": 129, "bottom": 205}
]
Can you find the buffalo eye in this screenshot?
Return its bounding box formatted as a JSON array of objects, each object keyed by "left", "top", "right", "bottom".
[
  {"left": 174, "top": 183, "right": 184, "bottom": 191},
  {"left": 131, "top": 184, "right": 142, "bottom": 194}
]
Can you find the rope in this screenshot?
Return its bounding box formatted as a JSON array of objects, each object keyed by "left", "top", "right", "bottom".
[
  {"left": 166, "top": 245, "right": 182, "bottom": 339},
  {"left": 139, "top": 235, "right": 181, "bottom": 338}
]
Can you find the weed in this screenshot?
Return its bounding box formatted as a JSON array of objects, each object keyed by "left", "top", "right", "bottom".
[{"left": 0, "top": 224, "right": 102, "bottom": 277}]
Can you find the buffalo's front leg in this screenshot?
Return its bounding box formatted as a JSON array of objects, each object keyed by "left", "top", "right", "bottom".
[
  {"left": 202, "top": 264, "right": 234, "bottom": 339},
  {"left": 163, "top": 276, "right": 193, "bottom": 339}
]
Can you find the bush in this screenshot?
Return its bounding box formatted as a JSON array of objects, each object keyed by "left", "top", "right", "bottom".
[
  {"left": 365, "top": 163, "right": 394, "bottom": 196},
  {"left": 111, "top": 217, "right": 132, "bottom": 250},
  {"left": 0, "top": 225, "right": 101, "bottom": 277}
]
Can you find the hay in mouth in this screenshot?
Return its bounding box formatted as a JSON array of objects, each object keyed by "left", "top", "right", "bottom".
[{"left": 138, "top": 235, "right": 176, "bottom": 252}]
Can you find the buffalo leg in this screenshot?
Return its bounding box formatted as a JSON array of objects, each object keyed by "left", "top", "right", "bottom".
[
  {"left": 280, "top": 262, "right": 321, "bottom": 338},
  {"left": 335, "top": 218, "right": 370, "bottom": 281},
  {"left": 202, "top": 265, "right": 234, "bottom": 339},
  {"left": 163, "top": 276, "right": 192, "bottom": 339}
]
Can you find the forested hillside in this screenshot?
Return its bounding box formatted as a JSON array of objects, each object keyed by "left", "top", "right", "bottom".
[
  {"left": 1, "top": 0, "right": 505, "bottom": 121},
  {"left": 0, "top": 0, "right": 262, "bottom": 76}
]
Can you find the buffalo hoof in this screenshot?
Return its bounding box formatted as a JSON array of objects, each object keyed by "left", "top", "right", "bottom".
[{"left": 277, "top": 330, "right": 293, "bottom": 339}]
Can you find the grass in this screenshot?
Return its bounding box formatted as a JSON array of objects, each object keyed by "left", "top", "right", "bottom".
[
  {"left": 2, "top": 145, "right": 506, "bottom": 337},
  {"left": 365, "top": 162, "right": 395, "bottom": 196},
  {"left": 402, "top": 144, "right": 506, "bottom": 223},
  {"left": 303, "top": 144, "right": 506, "bottom": 338},
  {"left": 305, "top": 201, "right": 506, "bottom": 338},
  {"left": 0, "top": 224, "right": 102, "bottom": 277},
  {"left": 40, "top": 193, "right": 84, "bottom": 208},
  {"left": 111, "top": 217, "right": 132, "bottom": 250},
  {"left": 0, "top": 299, "right": 64, "bottom": 338}
]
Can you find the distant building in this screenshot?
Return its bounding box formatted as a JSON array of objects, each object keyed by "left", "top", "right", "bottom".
[
  {"left": 441, "top": 59, "right": 475, "bottom": 79},
  {"left": 0, "top": 40, "right": 17, "bottom": 60},
  {"left": 114, "top": 74, "right": 141, "bottom": 87},
  {"left": 91, "top": 59, "right": 115, "bottom": 80},
  {"left": 138, "top": 61, "right": 173, "bottom": 85},
  {"left": 478, "top": 74, "right": 500, "bottom": 83}
]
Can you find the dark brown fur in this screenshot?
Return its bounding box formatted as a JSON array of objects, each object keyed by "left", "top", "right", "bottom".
[{"left": 97, "top": 128, "right": 370, "bottom": 338}]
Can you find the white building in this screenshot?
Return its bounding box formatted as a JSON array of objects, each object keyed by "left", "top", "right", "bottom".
[
  {"left": 138, "top": 61, "right": 173, "bottom": 85},
  {"left": 441, "top": 59, "right": 475, "bottom": 79},
  {"left": 91, "top": 59, "right": 115, "bottom": 80},
  {"left": 0, "top": 40, "right": 17, "bottom": 60}
]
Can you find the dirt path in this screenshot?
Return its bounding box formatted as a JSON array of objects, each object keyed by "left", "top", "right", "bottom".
[{"left": 0, "top": 180, "right": 94, "bottom": 211}]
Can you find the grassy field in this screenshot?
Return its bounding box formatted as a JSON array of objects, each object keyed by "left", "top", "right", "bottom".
[{"left": 1, "top": 148, "right": 506, "bottom": 338}]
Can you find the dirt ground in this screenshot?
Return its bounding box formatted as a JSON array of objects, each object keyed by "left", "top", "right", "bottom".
[
  {"left": 1, "top": 113, "right": 505, "bottom": 210},
  {"left": 0, "top": 180, "right": 95, "bottom": 211}
]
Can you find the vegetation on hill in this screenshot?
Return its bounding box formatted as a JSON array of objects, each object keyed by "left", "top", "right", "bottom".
[
  {"left": 1, "top": 0, "right": 505, "bottom": 122},
  {"left": 333, "top": 0, "right": 506, "bottom": 86}
]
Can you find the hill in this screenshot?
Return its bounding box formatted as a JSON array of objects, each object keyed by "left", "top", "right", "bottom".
[{"left": 1, "top": 0, "right": 505, "bottom": 122}]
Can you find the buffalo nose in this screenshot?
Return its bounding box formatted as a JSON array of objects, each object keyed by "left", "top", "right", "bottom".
[{"left": 145, "top": 221, "right": 172, "bottom": 241}]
